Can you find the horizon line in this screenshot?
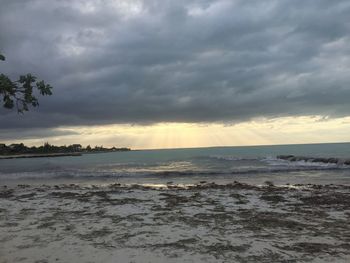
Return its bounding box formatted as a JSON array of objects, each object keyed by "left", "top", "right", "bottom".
[{"left": 133, "top": 141, "right": 350, "bottom": 151}]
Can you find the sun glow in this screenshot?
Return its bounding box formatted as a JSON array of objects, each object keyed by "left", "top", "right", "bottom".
[{"left": 9, "top": 116, "right": 350, "bottom": 149}]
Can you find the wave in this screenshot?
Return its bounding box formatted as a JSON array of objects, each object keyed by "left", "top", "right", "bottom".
[
  {"left": 207, "top": 155, "right": 258, "bottom": 161},
  {"left": 2, "top": 166, "right": 349, "bottom": 180},
  {"left": 1, "top": 154, "right": 350, "bottom": 180},
  {"left": 205, "top": 154, "right": 350, "bottom": 169},
  {"left": 275, "top": 155, "right": 350, "bottom": 166}
]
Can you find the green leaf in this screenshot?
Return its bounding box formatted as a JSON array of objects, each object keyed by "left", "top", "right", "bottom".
[
  {"left": 0, "top": 54, "right": 5, "bottom": 61},
  {"left": 3, "top": 95, "right": 14, "bottom": 109},
  {"left": 36, "top": 81, "right": 53, "bottom": 95}
]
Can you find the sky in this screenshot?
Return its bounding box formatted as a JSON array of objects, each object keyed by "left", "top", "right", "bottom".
[{"left": 1, "top": 0, "right": 350, "bottom": 149}]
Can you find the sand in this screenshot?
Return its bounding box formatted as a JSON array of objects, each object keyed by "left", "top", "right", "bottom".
[{"left": 0, "top": 182, "right": 350, "bottom": 263}]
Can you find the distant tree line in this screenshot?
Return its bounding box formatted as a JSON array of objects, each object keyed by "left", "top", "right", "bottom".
[{"left": 0, "top": 142, "right": 130, "bottom": 155}]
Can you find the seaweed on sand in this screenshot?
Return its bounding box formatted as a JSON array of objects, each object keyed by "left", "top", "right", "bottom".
[
  {"left": 260, "top": 193, "right": 286, "bottom": 203},
  {"left": 238, "top": 210, "right": 306, "bottom": 231},
  {"left": 0, "top": 189, "right": 14, "bottom": 198},
  {"left": 78, "top": 226, "right": 113, "bottom": 241}
]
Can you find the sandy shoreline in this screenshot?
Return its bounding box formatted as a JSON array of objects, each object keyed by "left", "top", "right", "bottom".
[{"left": 1, "top": 182, "right": 350, "bottom": 262}]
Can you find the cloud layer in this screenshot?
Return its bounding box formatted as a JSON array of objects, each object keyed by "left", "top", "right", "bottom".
[{"left": 1, "top": 0, "right": 350, "bottom": 130}]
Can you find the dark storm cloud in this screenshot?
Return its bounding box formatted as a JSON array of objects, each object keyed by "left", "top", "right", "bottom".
[
  {"left": 1, "top": 0, "right": 350, "bottom": 130},
  {"left": 0, "top": 128, "right": 78, "bottom": 141}
]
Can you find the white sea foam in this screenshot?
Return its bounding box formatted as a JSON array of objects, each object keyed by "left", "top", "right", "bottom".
[{"left": 263, "top": 156, "right": 350, "bottom": 169}]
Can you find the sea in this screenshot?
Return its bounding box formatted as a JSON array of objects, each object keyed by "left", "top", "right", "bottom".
[{"left": 1, "top": 142, "right": 350, "bottom": 186}]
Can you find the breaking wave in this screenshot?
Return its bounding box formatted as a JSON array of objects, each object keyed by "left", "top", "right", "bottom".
[
  {"left": 1, "top": 154, "right": 350, "bottom": 181},
  {"left": 275, "top": 155, "right": 350, "bottom": 165}
]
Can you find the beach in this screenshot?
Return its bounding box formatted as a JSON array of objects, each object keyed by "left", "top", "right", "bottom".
[{"left": 1, "top": 181, "right": 350, "bottom": 262}]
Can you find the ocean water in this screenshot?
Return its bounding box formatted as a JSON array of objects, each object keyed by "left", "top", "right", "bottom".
[{"left": 1, "top": 143, "right": 350, "bottom": 185}]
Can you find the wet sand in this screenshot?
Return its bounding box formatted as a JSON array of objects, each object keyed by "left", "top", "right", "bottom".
[{"left": 0, "top": 182, "right": 350, "bottom": 262}]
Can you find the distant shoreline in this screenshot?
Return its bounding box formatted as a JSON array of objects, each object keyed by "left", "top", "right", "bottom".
[
  {"left": 0, "top": 152, "right": 83, "bottom": 159},
  {"left": 0, "top": 150, "right": 134, "bottom": 160}
]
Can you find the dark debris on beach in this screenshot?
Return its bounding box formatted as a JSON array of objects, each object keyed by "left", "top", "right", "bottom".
[{"left": 0, "top": 182, "right": 350, "bottom": 262}]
